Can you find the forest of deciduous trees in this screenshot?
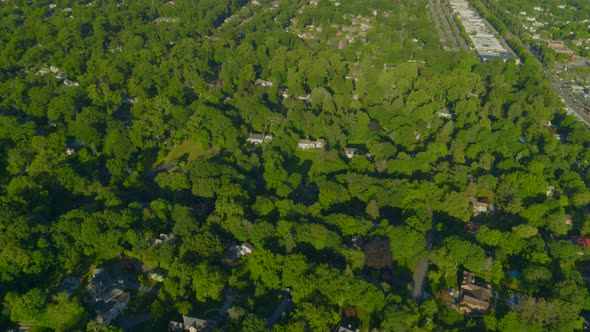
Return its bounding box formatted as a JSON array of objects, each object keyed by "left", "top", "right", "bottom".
[{"left": 1, "top": 0, "right": 590, "bottom": 331}]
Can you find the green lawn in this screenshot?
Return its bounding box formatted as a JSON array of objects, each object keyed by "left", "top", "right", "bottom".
[
  {"left": 153, "top": 140, "right": 207, "bottom": 169},
  {"left": 295, "top": 149, "right": 347, "bottom": 180}
]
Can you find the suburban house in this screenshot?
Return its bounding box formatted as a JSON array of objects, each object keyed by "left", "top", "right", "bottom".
[
  {"left": 169, "top": 315, "right": 216, "bottom": 332},
  {"left": 545, "top": 40, "right": 575, "bottom": 56},
  {"left": 222, "top": 242, "right": 254, "bottom": 267},
  {"left": 298, "top": 138, "right": 325, "bottom": 149},
  {"left": 255, "top": 79, "right": 273, "bottom": 87},
  {"left": 459, "top": 271, "right": 492, "bottom": 314},
  {"left": 86, "top": 268, "right": 130, "bottom": 326},
  {"left": 468, "top": 196, "right": 494, "bottom": 216},
  {"left": 546, "top": 185, "right": 556, "bottom": 197},
  {"left": 438, "top": 108, "right": 453, "bottom": 119},
  {"left": 337, "top": 324, "right": 360, "bottom": 332},
  {"left": 247, "top": 133, "right": 273, "bottom": 145},
  {"left": 344, "top": 147, "right": 358, "bottom": 159},
  {"left": 573, "top": 236, "right": 590, "bottom": 247},
  {"left": 564, "top": 214, "right": 574, "bottom": 226},
  {"left": 147, "top": 233, "right": 177, "bottom": 249},
  {"left": 351, "top": 235, "right": 363, "bottom": 250}
]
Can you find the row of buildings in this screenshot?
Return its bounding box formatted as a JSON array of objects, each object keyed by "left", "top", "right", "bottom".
[{"left": 247, "top": 133, "right": 362, "bottom": 157}]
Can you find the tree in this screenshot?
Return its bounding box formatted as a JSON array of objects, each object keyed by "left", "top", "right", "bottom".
[
  {"left": 388, "top": 226, "right": 426, "bottom": 267},
  {"left": 366, "top": 199, "right": 380, "bottom": 220},
  {"left": 192, "top": 263, "right": 226, "bottom": 302},
  {"left": 548, "top": 240, "right": 579, "bottom": 264},
  {"left": 512, "top": 224, "right": 538, "bottom": 239},
  {"left": 444, "top": 237, "right": 486, "bottom": 273},
  {"left": 4, "top": 289, "right": 46, "bottom": 324},
  {"left": 363, "top": 238, "right": 393, "bottom": 269},
  {"left": 44, "top": 293, "right": 88, "bottom": 331},
  {"left": 172, "top": 204, "right": 200, "bottom": 237},
  {"left": 324, "top": 214, "right": 373, "bottom": 237},
  {"left": 252, "top": 197, "right": 275, "bottom": 216},
  {"left": 241, "top": 313, "right": 268, "bottom": 332}
]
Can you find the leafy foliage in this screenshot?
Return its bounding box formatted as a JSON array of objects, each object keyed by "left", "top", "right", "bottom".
[{"left": 0, "top": 0, "right": 589, "bottom": 330}]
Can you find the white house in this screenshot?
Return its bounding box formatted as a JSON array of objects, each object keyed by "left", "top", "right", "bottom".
[
  {"left": 247, "top": 133, "right": 273, "bottom": 144},
  {"left": 344, "top": 147, "right": 358, "bottom": 159},
  {"left": 255, "top": 79, "right": 273, "bottom": 87},
  {"left": 298, "top": 138, "right": 325, "bottom": 149}
]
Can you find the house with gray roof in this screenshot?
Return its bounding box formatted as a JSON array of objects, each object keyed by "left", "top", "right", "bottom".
[
  {"left": 298, "top": 138, "right": 325, "bottom": 149},
  {"left": 86, "top": 268, "right": 130, "bottom": 326},
  {"left": 247, "top": 133, "right": 273, "bottom": 145},
  {"left": 169, "top": 315, "right": 216, "bottom": 332}
]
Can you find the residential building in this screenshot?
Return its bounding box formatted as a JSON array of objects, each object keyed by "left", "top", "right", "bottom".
[
  {"left": 468, "top": 196, "right": 494, "bottom": 216},
  {"left": 573, "top": 236, "right": 590, "bottom": 247},
  {"left": 169, "top": 315, "right": 216, "bottom": 332},
  {"left": 473, "top": 201, "right": 491, "bottom": 214},
  {"left": 545, "top": 40, "right": 575, "bottom": 55},
  {"left": 438, "top": 108, "right": 453, "bottom": 119},
  {"left": 298, "top": 138, "right": 325, "bottom": 149},
  {"left": 459, "top": 271, "right": 492, "bottom": 314},
  {"left": 96, "top": 291, "right": 130, "bottom": 326},
  {"left": 86, "top": 268, "right": 130, "bottom": 326},
  {"left": 337, "top": 324, "right": 359, "bottom": 332},
  {"left": 147, "top": 233, "right": 177, "bottom": 249},
  {"left": 344, "top": 147, "right": 358, "bottom": 159},
  {"left": 255, "top": 79, "right": 273, "bottom": 87},
  {"left": 222, "top": 243, "right": 254, "bottom": 267},
  {"left": 572, "top": 85, "right": 584, "bottom": 94},
  {"left": 247, "top": 133, "right": 274, "bottom": 145},
  {"left": 564, "top": 214, "right": 573, "bottom": 226}
]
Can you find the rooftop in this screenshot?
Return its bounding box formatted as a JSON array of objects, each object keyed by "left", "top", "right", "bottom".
[
  {"left": 449, "top": 0, "right": 519, "bottom": 63},
  {"left": 459, "top": 271, "right": 492, "bottom": 314}
]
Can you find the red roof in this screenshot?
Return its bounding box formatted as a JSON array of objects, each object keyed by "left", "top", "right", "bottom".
[{"left": 574, "top": 236, "right": 590, "bottom": 247}]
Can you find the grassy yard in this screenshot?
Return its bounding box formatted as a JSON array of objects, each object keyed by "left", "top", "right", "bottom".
[
  {"left": 153, "top": 140, "right": 207, "bottom": 169},
  {"left": 295, "top": 149, "right": 347, "bottom": 180}
]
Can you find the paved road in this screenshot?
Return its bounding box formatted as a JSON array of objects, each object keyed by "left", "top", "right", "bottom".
[
  {"left": 475, "top": 0, "right": 589, "bottom": 127},
  {"left": 412, "top": 259, "right": 429, "bottom": 302},
  {"left": 430, "top": 0, "right": 458, "bottom": 50},
  {"left": 412, "top": 208, "right": 435, "bottom": 303},
  {"left": 439, "top": 0, "right": 469, "bottom": 51},
  {"left": 203, "top": 294, "right": 236, "bottom": 319},
  {"left": 428, "top": 0, "right": 470, "bottom": 52},
  {"left": 117, "top": 314, "right": 151, "bottom": 331},
  {"left": 550, "top": 75, "right": 590, "bottom": 127},
  {"left": 427, "top": 0, "right": 447, "bottom": 50},
  {"left": 266, "top": 297, "right": 293, "bottom": 327},
  {"left": 218, "top": 294, "right": 236, "bottom": 317}
]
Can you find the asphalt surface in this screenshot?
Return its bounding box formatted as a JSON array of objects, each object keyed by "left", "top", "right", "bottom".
[
  {"left": 549, "top": 74, "right": 590, "bottom": 127},
  {"left": 439, "top": 0, "right": 469, "bottom": 51},
  {"left": 428, "top": 0, "right": 451, "bottom": 50}
]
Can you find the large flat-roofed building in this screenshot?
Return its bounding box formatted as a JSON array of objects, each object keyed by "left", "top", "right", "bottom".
[{"left": 449, "top": 0, "right": 520, "bottom": 64}]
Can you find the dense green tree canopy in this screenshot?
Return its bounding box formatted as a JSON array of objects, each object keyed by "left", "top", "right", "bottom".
[{"left": 1, "top": 0, "right": 589, "bottom": 331}]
